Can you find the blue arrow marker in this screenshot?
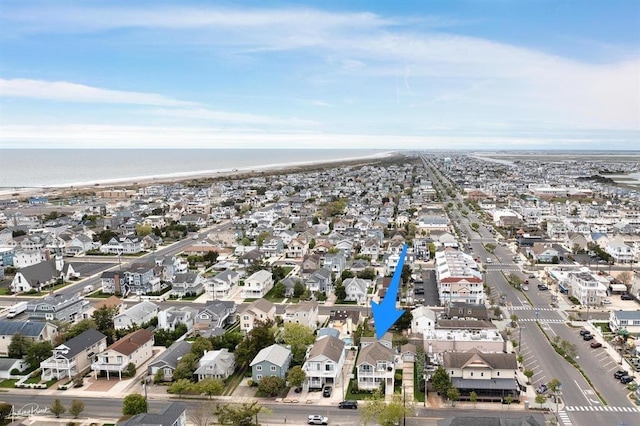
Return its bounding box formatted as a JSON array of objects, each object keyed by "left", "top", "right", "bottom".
[{"left": 371, "top": 243, "right": 408, "bottom": 340}]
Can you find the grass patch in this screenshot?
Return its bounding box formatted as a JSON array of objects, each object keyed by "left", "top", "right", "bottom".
[
  {"left": 593, "top": 322, "right": 612, "bottom": 333},
  {"left": 222, "top": 368, "right": 247, "bottom": 396},
  {"left": 86, "top": 290, "right": 113, "bottom": 298},
  {"left": 345, "top": 378, "right": 377, "bottom": 400},
  {"left": 413, "top": 367, "right": 425, "bottom": 402},
  {"left": 0, "top": 379, "right": 17, "bottom": 388}
]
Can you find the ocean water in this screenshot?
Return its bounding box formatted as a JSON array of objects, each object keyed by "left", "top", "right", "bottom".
[{"left": 0, "top": 149, "right": 390, "bottom": 189}]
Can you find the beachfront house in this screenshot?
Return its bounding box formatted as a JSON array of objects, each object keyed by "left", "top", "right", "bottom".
[
  {"left": 91, "top": 329, "right": 155, "bottom": 380},
  {"left": 242, "top": 270, "right": 273, "bottom": 299},
  {"left": 41, "top": 328, "right": 108, "bottom": 381}
]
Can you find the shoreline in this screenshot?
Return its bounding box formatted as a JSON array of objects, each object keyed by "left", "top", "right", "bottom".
[{"left": 0, "top": 151, "right": 399, "bottom": 199}]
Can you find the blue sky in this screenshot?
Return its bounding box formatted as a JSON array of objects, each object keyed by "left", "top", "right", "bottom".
[{"left": 0, "top": 0, "right": 638, "bottom": 149}]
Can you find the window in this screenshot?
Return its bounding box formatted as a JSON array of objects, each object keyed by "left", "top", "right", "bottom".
[
  {"left": 325, "top": 364, "right": 333, "bottom": 371},
  {"left": 481, "top": 372, "right": 484, "bottom": 377},
  {"left": 470, "top": 372, "right": 473, "bottom": 377},
  {"left": 257, "top": 374, "right": 262, "bottom": 380},
  {"left": 117, "top": 356, "right": 123, "bottom": 363},
  {"left": 496, "top": 372, "right": 500, "bottom": 376},
  {"left": 270, "top": 365, "right": 276, "bottom": 372},
  {"left": 256, "top": 365, "right": 262, "bottom": 371},
  {"left": 243, "top": 315, "right": 249, "bottom": 320}
]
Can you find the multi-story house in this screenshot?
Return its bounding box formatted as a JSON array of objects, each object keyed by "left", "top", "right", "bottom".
[
  {"left": 606, "top": 238, "right": 634, "bottom": 264},
  {"left": 100, "top": 236, "right": 142, "bottom": 254},
  {"left": 207, "top": 269, "right": 240, "bottom": 299},
  {"left": 261, "top": 238, "right": 284, "bottom": 257},
  {"left": 118, "top": 402, "right": 187, "bottom": 426},
  {"left": 343, "top": 278, "right": 371, "bottom": 305},
  {"left": 194, "top": 349, "right": 235, "bottom": 381},
  {"left": 568, "top": 272, "right": 607, "bottom": 307},
  {"left": 122, "top": 263, "right": 162, "bottom": 296},
  {"left": 356, "top": 341, "right": 395, "bottom": 395},
  {"left": 250, "top": 344, "right": 293, "bottom": 383},
  {"left": 410, "top": 306, "right": 437, "bottom": 335},
  {"left": 91, "top": 328, "right": 155, "bottom": 380},
  {"left": 306, "top": 268, "right": 332, "bottom": 295},
  {"left": 41, "top": 328, "right": 107, "bottom": 381},
  {"left": 609, "top": 310, "right": 640, "bottom": 336},
  {"left": 0, "top": 321, "right": 58, "bottom": 357},
  {"left": 26, "top": 292, "right": 91, "bottom": 323},
  {"left": 242, "top": 270, "right": 273, "bottom": 299},
  {"left": 302, "top": 335, "right": 346, "bottom": 390},
  {"left": 114, "top": 300, "right": 160, "bottom": 330},
  {"left": 240, "top": 299, "right": 276, "bottom": 333},
  {"left": 170, "top": 272, "right": 204, "bottom": 298},
  {"left": 157, "top": 306, "right": 198, "bottom": 332},
  {"left": 287, "top": 237, "right": 308, "bottom": 258},
  {"left": 435, "top": 249, "right": 484, "bottom": 305},
  {"left": 193, "top": 300, "right": 237, "bottom": 337},
  {"left": 443, "top": 348, "right": 519, "bottom": 402},
  {"left": 282, "top": 301, "right": 319, "bottom": 330},
  {"left": 530, "top": 243, "right": 559, "bottom": 263},
  {"left": 11, "top": 257, "right": 63, "bottom": 293},
  {"left": 323, "top": 253, "right": 347, "bottom": 275}
]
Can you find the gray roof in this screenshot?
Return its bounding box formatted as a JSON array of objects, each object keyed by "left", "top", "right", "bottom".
[
  {"left": 118, "top": 402, "right": 186, "bottom": 426},
  {"left": 443, "top": 349, "right": 517, "bottom": 370},
  {"left": 0, "top": 358, "right": 23, "bottom": 371},
  {"left": 317, "top": 328, "right": 340, "bottom": 339},
  {"left": 148, "top": 341, "right": 192, "bottom": 371},
  {"left": 18, "top": 258, "right": 59, "bottom": 286},
  {"left": 117, "top": 300, "right": 159, "bottom": 322},
  {"left": 451, "top": 377, "right": 518, "bottom": 390},
  {"left": 307, "top": 335, "right": 344, "bottom": 364},
  {"left": 173, "top": 272, "right": 198, "bottom": 284},
  {"left": 613, "top": 310, "right": 640, "bottom": 320},
  {"left": 57, "top": 328, "right": 106, "bottom": 359},
  {"left": 356, "top": 341, "right": 393, "bottom": 367},
  {"left": 0, "top": 320, "right": 54, "bottom": 337},
  {"left": 200, "top": 300, "right": 235, "bottom": 317},
  {"left": 250, "top": 344, "right": 291, "bottom": 368}
]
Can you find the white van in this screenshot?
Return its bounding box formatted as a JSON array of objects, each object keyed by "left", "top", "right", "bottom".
[{"left": 486, "top": 257, "right": 492, "bottom": 264}]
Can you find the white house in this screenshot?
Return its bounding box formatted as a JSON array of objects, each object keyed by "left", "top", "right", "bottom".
[
  {"left": 114, "top": 301, "right": 159, "bottom": 330},
  {"left": 282, "top": 301, "right": 319, "bottom": 330},
  {"left": 91, "top": 329, "right": 154, "bottom": 380},
  {"left": 609, "top": 310, "right": 640, "bottom": 336},
  {"left": 194, "top": 349, "right": 235, "bottom": 381},
  {"left": 356, "top": 341, "right": 395, "bottom": 395},
  {"left": 240, "top": 299, "right": 276, "bottom": 333},
  {"left": 303, "top": 335, "right": 346, "bottom": 390},
  {"left": 410, "top": 306, "right": 437, "bottom": 335},
  {"left": 242, "top": 270, "right": 273, "bottom": 298},
  {"left": 343, "top": 278, "right": 371, "bottom": 304}
]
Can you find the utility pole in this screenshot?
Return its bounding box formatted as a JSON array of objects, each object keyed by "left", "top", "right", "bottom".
[{"left": 403, "top": 384, "right": 406, "bottom": 426}]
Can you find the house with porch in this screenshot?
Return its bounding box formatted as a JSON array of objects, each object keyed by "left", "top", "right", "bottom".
[
  {"left": 193, "top": 300, "right": 237, "bottom": 337},
  {"left": 282, "top": 301, "right": 319, "bottom": 330},
  {"left": 170, "top": 272, "right": 205, "bottom": 298},
  {"left": 240, "top": 299, "right": 276, "bottom": 333},
  {"left": 306, "top": 268, "right": 332, "bottom": 295},
  {"left": 343, "top": 278, "right": 371, "bottom": 304},
  {"left": 610, "top": 310, "right": 640, "bottom": 336},
  {"left": 302, "top": 335, "right": 346, "bottom": 390},
  {"left": 26, "top": 292, "right": 91, "bottom": 323},
  {"left": 0, "top": 320, "right": 58, "bottom": 357},
  {"left": 195, "top": 349, "right": 235, "bottom": 381},
  {"left": 91, "top": 329, "right": 155, "bottom": 380},
  {"left": 114, "top": 300, "right": 159, "bottom": 330},
  {"left": 250, "top": 344, "right": 293, "bottom": 383},
  {"left": 147, "top": 340, "right": 192, "bottom": 382},
  {"left": 41, "top": 328, "right": 107, "bottom": 381},
  {"left": 356, "top": 341, "right": 395, "bottom": 395},
  {"left": 208, "top": 269, "right": 240, "bottom": 299},
  {"left": 157, "top": 306, "right": 198, "bottom": 333},
  {"left": 242, "top": 270, "right": 273, "bottom": 299}
]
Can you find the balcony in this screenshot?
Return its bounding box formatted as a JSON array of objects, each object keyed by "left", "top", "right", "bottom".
[
  {"left": 41, "top": 357, "right": 77, "bottom": 370},
  {"left": 91, "top": 362, "right": 126, "bottom": 372}
]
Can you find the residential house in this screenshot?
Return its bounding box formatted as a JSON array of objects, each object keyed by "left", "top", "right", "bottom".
[
  {"left": 26, "top": 292, "right": 91, "bottom": 323},
  {"left": 195, "top": 349, "right": 235, "bottom": 381},
  {"left": 193, "top": 300, "right": 237, "bottom": 337},
  {"left": 118, "top": 402, "right": 187, "bottom": 426},
  {"left": 606, "top": 238, "right": 634, "bottom": 264},
  {"left": 306, "top": 268, "right": 332, "bottom": 295},
  {"left": 610, "top": 310, "right": 640, "bottom": 336},
  {"left": 445, "top": 302, "right": 490, "bottom": 321},
  {"left": 343, "top": 278, "right": 371, "bottom": 304},
  {"left": 114, "top": 300, "right": 160, "bottom": 330},
  {"left": 356, "top": 341, "right": 395, "bottom": 395},
  {"left": 208, "top": 269, "right": 240, "bottom": 299},
  {"left": 170, "top": 272, "right": 204, "bottom": 298},
  {"left": 530, "top": 243, "right": 559, "bottom": 263},
  {"left": 250, "top": 344, "right": 293, "bottom": 383},
  {"left": 324, "top": 252, "right": 347, "bottom": 275},
  {"left": 122, "top": 263, "right": 162, "bottom": 296},
  {"left": 242, "top": 270, "right": 273, "bottom": 299},
  {"left": 302, "top": 335, "right": 346, "bottom": 390},
  {"left": 282, "top": 301, "right": 319, "bottom": 330},
  {"left": 410, "top": 306, "right": 437, "bottom": 335},
  {"left": 301, "top": 253, "right": 322, "bottom": 276},
  {"left": 262, "top": 238, "right": 284, "bottom": 257},
  {"left": 147, "top": 341, "right": 192, "bottom": 382},
  {"left": 179, "top": 214, "right": 208, "bottom": 227},
  {"left": 65, "top": 234, "right": 96, "bottom": 256},
  {"left": 568, "top": 272, "right": 607, "bottom": 307},
  {"left": 287, "top": 237, "right": 308, "bottom": 258},
  {"left": 443, "top": 348, "right": 519, "bottom": 401},
  {"left": 10, "top": 257, "right": 63, "bottom": 293},
  {"left": 240, "top": 299, "right": 276, "bottom": 333},
  {"left": 91, "top": 328, "right": 155, "bottom": 380},
  {"left": 0, "top": 358, "right": 29, "bottom": 379},
  {"left": 0, "top": 320, "right": 58, "bottom": 357},
  {"left": 100, "top": 236, "right": 142, "bottom": 254},
  {"left": 41, "top": 328, "right": 108, "bottom": 381},
  {"left": 157, "top": 306, "right": 198, "bottom": 333}
]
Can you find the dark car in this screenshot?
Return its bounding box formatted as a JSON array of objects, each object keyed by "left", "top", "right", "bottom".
[
  {"left": 621, "top": 293, "right": 634, "bottom": 300},
  {"left": 613, "top": 370, "right": 628, "bottom": 379},
  {"left": 338, "top": 400, "right": 358, "bottom": 409},
  {"left": 536, "top": 384, "right": 548, "bottom": 394},
  {"left": 583, "top": 334, "right": 594, "bottom": 341},
  {"left": 579, "top": 329, "right": 591, "bottom": 336},
  {"left": 590, "top": 341, "right": 603, "bottom": 348},
  {"left": 620, "top": 375, "right": 634, "bottom": 384},
  {"left": 538, "top": 284, "right": 549, "bottom": 291},
  {"left": 323, "top": 386, "right": 332, "bottom": 397}
]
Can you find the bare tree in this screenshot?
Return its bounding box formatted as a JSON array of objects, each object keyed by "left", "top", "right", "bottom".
[{"left": 188, "top": 402, "right": 214, "bottom": 426}]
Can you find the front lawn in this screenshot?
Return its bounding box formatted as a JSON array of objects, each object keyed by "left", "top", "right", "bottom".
[
  {"left": 345, "top": 379, "right": 377, "bottom": 400},
  {"left": 0, "top": 379, "right": 17, "bottom": 388}
]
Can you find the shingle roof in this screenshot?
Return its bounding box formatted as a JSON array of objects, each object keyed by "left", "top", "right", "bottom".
[
  {"left": 108, "top": 329, "right": 154, "bottom": 356},
  {"left": 117, "top": 300, "right": 159, "bottom": 322},
  {"left": 443, "top": 348, "right": 517, "bottom": 370},
  {"left": 57, "top": 328, "right": 106, "bottom": 359},
  {"left": 250, "top": 344, "right": 291, "bottom": 368},
  {"left": 0, "top": 320, "right": 54, "bottom": 337},
  {"left": 118, "top": 402, "right": 186, "bottom": 426},
  {"left": 356, "top": 341, "right": 393, "bottom": 367},
  {"left": 18, "top": 259, "right": 58, "bottom": 286},
  {"left": 148, "top": 341, "right": 191, "bottom": 371},
  {"left": 307, "top": 335, "right": 344, "bottom": 364}
]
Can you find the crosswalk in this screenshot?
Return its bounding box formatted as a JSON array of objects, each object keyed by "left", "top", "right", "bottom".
[
  {"left": 565, "top": 405, "right": 640, "bottom": 412},
  {"left": 510, "top": 306, "right": 556, "bottom": 311},
  {"left": 558, "top": 410, "right": 572, "bottom": 426},
  {"left": 518, "top": 318, "right": 565, "bottom": 323}
]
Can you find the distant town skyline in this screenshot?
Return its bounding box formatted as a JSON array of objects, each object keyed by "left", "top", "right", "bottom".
[{"left": 0, "top": 0, "right": 638, "bottom": 149}]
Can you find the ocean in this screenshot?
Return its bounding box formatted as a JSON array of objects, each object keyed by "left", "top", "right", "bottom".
[{"left": 0, "top": 149, "right": 391, "bottom": 189}]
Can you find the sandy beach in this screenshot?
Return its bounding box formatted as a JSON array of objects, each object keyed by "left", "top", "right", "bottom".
[{"left": 0, "top": 150, "right": 399, "bottom": 199}]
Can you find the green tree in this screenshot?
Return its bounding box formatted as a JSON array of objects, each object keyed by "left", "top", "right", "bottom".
[
  {"left": 94, "top": 229, "right": 118, "bottom": 245},
  {"left": 135, "top": 223, "right": 153, "bottom": 237},
  {"left": 334, "top": 282, "right": 347, "bottom": 303},
  {"left": 154, "top": 368, "right": 165, "bottom": 384},
  {"left": 431, "top": 366, "right": 451, "bottom": 395},
  {"left": 281, "top": 323, "right": 315, "bottom": 365},
  {"left": 26, "top": 341, "right": 53, "bottom": 368},
  {"left": 8, "top": 333, "right": 32, "bottom": 358},
  {"left": 122, "top": 393, "right": 148, "bottom": 415},
  {"left": 446, "top": 387, "right": 460, "bottom": 406},
  {"left": 401, "top": 264, "right": 412, "bottom": 284},
  {"left": 50, "top": 399, "right": 66, "bottom": 418},
  {"left": 524, "top": 369, "right": 534, "bottom": 384},
  {"left": 256, "top": 231, "right": 270, "bottom": 247},
  {"left": 469, "top": 390, "right": 478, "bottom": 407},
  {"left": 308, "top": 238, "right": 316, "bottom": 249},
  {"left": 547, "top": 378, "right": 561, "bottom": 396},
  {"left": 535, "top": 394, "right": 547, "bottom": 409},
  {"left": 0, "top": 402, "right": 12, "bottom": 421},
  {"left": 286, "top": 365, "right": 306, "bottom": 390},
  {"left": 169, "top": 378, "right": 195, "bottom": 397},
  {"left": 360, "top": 392, "right": 411, "bottom": 426},
  {"left": 484, "top": 243, "right": 496, "bottom": 253},
  {"left": 173, "top": 352, "right": 199, "bottom": 381},
  {"left": 210, "top": 330, "right": 243, "bottom": 351},
  {"left": 234, "top": 320, "right": 276, "bottom": 369},
  {"left": 341, "top": 270, "right": 355, "bottom": 280},
  {"left": 125, "top": 362, "right": 136, "bottom": 377},
  {"left": 215, "top": 401, "right": 263, "bottom": 426},
  {"left": 191, "top": 336, "right": 214, "bottom": 357},
  {"left": 293, "top": 281, "right": 305, "bottom": 298},
  {"left": 395, "top": 310, "right": 412, "bottom": 331},
  {"left": 503, "top": 395, "right": 513, "bottom": 407},
  {"left": 271, "top": 265, "right": 287, "bottom": 282},
  {"left": 69, "top": 399, "right": 85, "bottom": 419},
  {"left": 272, "top": 282, "right": 286, "bottom": 299},
  {"left": 198, "top": 378, "right": 224, "bottom": 399},
  {"left": 92, "top": 305, "right": 119, "bottom": 343},
  {"left": 357, "top": 268, "right": 376, "bottom": 280},
  {"left": 257, "top": 376, "right": 285, "bottom": 397}
]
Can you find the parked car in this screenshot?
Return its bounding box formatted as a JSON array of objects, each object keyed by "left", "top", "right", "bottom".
[
  {"left": 620, "top": 375, "right": 634, "bottom": 385},
  {"left": 583, "top": 334, "right": 594, "bottom": 341},
  {"left": 323, "top": 386, "right": 332, "bottom": 397},
  {"left": 613, "top": 370, "right": 628, "bottom": 379},
  {"left": 590, "top": 341, "right": 602, "bottom": 348},
  {"left": 579, "top": 329, "right": 591, "bottom": 336},
  {"left": 538, "top": 284, "right": 549, "bottom": 291},
  {"left": 602, "top": 299, "right": 612, "bottom": 305},
  {"left": 536, "top": 384, "right": 548, "bottom": 394},
  {"left": 621, "top": 293, "right": 634, "bottom": 300},
  {"left": 308, "top": 415, "right": 329, "bottom": 425},
  {"left": 338, "top": 400, "right": 358, "bottom": 409},
  {"left": 529, "top": 274, "right": 536, "bottom": 279}
]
